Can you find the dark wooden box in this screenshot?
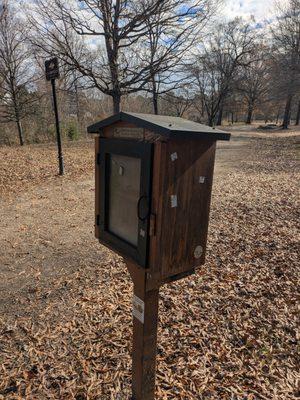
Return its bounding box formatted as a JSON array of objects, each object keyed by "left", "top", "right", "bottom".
[{"left": 88, "top": 112, "right": 230, "bottom": 284}]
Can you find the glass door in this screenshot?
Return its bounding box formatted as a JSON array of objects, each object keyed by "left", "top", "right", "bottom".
[
  {"left": 108, "top": 154, "right": 141, "bottom": 246},
  {"left": 99, "top": 139, "right": 153, "bottom": 267}
]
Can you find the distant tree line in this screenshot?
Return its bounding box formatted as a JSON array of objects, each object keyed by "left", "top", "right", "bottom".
[{"left": 0, "top": 0, "right": 299, "bottom": 145}]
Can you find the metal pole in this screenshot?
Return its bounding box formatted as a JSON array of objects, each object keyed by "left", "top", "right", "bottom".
[{"left": 51, "top": 78, "right": 64, "bottom": 176}]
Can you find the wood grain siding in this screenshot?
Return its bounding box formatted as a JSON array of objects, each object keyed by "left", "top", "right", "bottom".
[
  {"left": 148, "top": 142, "right": 167, "bottom": 279},
  {"left": 95, "top": 136, "right": 100, "bottom": 239},
  {"left": 95, "top": 130, "right": 217, "bottom": 280},
  {"left": 158, "top": 139, "right": 216, "bottom": 279}
]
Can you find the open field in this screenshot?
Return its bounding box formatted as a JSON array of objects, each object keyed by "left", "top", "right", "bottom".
[
  {"left": 221, "top": 123, "right": 300, "bottom": 139},
  {"left": 0, "top": 131, "right": 299, "bottom": 399}
]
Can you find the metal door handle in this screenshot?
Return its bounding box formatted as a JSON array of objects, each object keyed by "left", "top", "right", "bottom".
[{"left": 137, "top": 195, "right": 150, "bottom": 221}]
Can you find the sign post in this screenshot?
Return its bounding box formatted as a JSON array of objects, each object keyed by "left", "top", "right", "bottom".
[{"left": 45, "top": 57, "right": 64, "bottom": 176}]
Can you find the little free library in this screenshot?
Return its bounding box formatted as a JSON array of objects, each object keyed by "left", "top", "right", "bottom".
[{"left": 87, "top": 112, "right": 231, "bottom": 400}]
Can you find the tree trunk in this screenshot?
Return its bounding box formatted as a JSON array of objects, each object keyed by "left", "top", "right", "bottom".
[
  {"left": 231, "top": 112, "right": 234, "bottom": 125},
  {"left": 282, "top": 94, "right": 293, "bottom": 129},
  {"left": 295, "top": 100, "right": 300, "bottom": 126},
  {"left": 246, "top": 105, "right": 253, "bottom": 125},
  {"left": 74, "top": 79, "right": 83, "bottom": 137},
  {"left": 216, "top": 105, "right": 223, "bottom": 126},
  {"left": 13, "top": 97, "right": 24, "bottom": 145},
  {"left": 112, "top": 94, "right": 121, "bottom": 114},
  {"left": 208, "top": 115, "right": 214, "bottom": 127},
  {"left": 152, "top": 92, "right": 159, "bottom": 115},
  {"left": 16, "top": 119, "right": 24, "bottom": 146},
  {"left": 151, "top": 74, "right": 159, "bottom": 115}
]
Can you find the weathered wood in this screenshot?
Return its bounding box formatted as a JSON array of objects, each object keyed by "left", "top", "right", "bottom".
[
  {"left": 95, "top": 136, "right": 100, "bottom": 239},
  {"left": 148, "top": 141, "right": 167, "bottom": 282},
  {"left": 95, "top": 135, "right": 217, "bottom": 280},
  {"left": 125, "top": 260, "right": 160, "bottom": 400},
  {"left": 156, "top": 139, "right": 217, "bottom": 280},
  {"left": 132, "top": 281, "right": 159, "bottom": 400}
]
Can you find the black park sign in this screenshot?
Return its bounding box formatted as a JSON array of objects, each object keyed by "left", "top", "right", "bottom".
[{"left": 45, "top": 57, "right": 60, "bottom": 81}]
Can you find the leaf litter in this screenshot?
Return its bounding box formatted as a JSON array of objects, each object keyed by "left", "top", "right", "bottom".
[{"left": 0, "top": 137, "right": 299, "bottom": 399}]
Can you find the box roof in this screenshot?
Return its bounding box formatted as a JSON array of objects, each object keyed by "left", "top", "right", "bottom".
[{"left": 87, "top": 112, "right": 231, "bottom": 141}]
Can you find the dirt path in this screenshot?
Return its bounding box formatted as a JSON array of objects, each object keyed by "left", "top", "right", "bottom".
[
  {"left": 0, "top": 178, "right": 99, "bottom": 318},
  {"left": 0, "top": 136, "right": 299, "bottom": 399},
  {"left": 0, "top": 138, "right": 250, "bottom": 319},
  {"left": 0, "top": 142, "right": 97, "bottom": 321},
  {"left": 221, "top": 122, "right": 300, "bottom": 138}
]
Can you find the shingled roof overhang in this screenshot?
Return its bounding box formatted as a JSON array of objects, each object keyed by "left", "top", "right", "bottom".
[{"left": 87, "top": 112, "right": 231, "bottom": 141}]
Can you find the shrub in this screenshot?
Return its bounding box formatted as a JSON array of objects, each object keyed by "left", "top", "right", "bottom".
[{"left": 66, "top": 121, "right": 79, "bottom": 141}]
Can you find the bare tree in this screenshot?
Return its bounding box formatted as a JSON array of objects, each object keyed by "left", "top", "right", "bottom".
[
  {"left": 272, "top": 0, "right": 300, "bottom": 129},
  {"left": 236, "top": 49, "right": 270, "bottom": 124},
  {"left": 28, "top": 0, "right": 220, "bottom": 115},
  {"left": 190, "top": 18, "right": 256, "bottom": 126},
  {"left": 140, "top": 0, "right": 219, "bottom": 114},
  {"left": 0, "top": 2, "right": 37, "bottom": 145},
  {"left": 162, "top": 85, "right": 194, "bottom": 117}
]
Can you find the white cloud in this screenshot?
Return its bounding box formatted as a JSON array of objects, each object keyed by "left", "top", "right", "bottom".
[{"left": 221, "top": 0, "right": 277, "bottom": 24}]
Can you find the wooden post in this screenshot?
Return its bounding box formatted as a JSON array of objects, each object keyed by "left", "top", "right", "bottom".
[{"left": 131, "top": 276, "right": 160, "bottom": 400}]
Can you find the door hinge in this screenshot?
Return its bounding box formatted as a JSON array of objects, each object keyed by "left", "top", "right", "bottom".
[{"left": 149, "top": 214, "right": 156, "bottom": 237}]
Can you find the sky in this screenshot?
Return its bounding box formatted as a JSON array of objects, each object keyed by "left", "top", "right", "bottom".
[
  {"left": 19, "top": 0, "right": 280, "bottom": 23},
  {"left": 17, "top": 0, "right": 283, "bottom": 34},
  {"left": 222, "top": 0, "right": 277, "bottom": 25}
]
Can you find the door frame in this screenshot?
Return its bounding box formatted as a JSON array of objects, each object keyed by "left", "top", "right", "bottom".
[{"left": 98, "top": 138, "right": 153, "bottom": 267}]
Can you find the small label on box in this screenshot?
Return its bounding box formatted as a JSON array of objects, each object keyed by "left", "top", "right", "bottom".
[
  {"left": 140, "top": 229, "right": 145, "bottom": 237},
  {"left": 194, "top": 245, "right": 203, "bottom": 259},
  {"left": 199, "top": 176, "right": 206, "bottom": 184},
  {"left": 113, "top": 127, "right": 144, "bottom": 139},
  {"left": 132, "top": 295, "right": 145, "bottom": 324},
  {"left": 171, "top": 152, "right": 178, "bottom": 161},
  {"left": 171, "top": 195, "right": 178, "bottom": 208}
]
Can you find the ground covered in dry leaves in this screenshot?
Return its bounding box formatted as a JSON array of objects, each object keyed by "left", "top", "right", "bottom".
[{"left": 0, "top": 135, "right": 299, "bottom": 399}]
